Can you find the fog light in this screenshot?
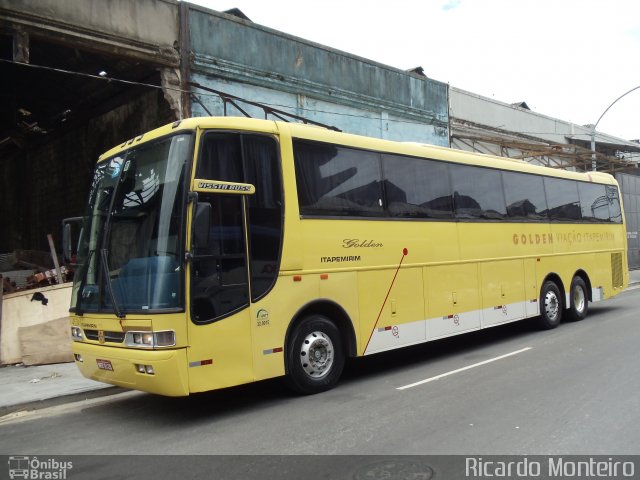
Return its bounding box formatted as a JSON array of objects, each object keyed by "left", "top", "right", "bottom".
[
  {"left": 145, "top": 365, "right": 155, "bottom": 375},
  {"left": 135, "top": 364, "right": 145, "bottom": 374},
  {"left": 74, "top": 353, "right": 83, "bottom": 362}
]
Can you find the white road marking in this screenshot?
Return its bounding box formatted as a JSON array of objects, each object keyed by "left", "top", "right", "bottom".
[{"left": 396, "top": 347, "right": 533, "bottom": 390}]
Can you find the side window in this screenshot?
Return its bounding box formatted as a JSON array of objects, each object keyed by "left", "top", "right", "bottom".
[
  {"left": 294, "top": 141, "right": 384, "bottom": 217},
  {"left": 578, "top": 182, "right": 610, "bottom": 222},
  {"left": 196, "top": 133, "right": 243, "bottom": 182},
  {"left": 243, "top": 136, "right": 283, "bottom": 301},
  {"left": 191, "top": 132, "right": 283, "bottom": 322},
  {"left": 191, "top": 194, "right": 248, "bottom": 323},
  {"left": 382, "top": 154, "right": 453, "bottom": 218},
  {"left": 545, "top": 178, "right": 581, "bottom": 221},
  {"left": 450, "top": 164, "right": 507, "bottom": 220},
  {"left": 503, "top": 171, "right": 548, "bottom": 221},
  {"left": 606, "top": 185, "right": 623, "bottom": 224}
]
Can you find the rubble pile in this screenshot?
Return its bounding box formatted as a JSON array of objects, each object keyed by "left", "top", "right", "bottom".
[{"left": 1, "top": 250, "right": 72, "bottom": 294}]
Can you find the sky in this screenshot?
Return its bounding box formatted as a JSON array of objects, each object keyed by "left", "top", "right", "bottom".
[{"left": 188, "top": 0, "right": 640, "bottom": 141}]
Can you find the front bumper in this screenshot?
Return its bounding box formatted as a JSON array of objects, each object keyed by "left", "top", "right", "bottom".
[{"left": 72, "top": 342, "right": 190, "bottom": 396}]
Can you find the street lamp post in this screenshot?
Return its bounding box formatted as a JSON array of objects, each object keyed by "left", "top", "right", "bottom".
[{"left": 590, "top": 85, "right": 640, "bottom": 171}]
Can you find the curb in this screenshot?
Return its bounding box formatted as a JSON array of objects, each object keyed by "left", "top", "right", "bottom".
[{"left": 0, "top": 386, "right": 126, "bottom": 417}]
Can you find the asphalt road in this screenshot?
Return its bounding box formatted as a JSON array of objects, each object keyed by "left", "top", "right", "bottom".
[{"left": 2, "top": 286, "right": 639, "bottom": 459}]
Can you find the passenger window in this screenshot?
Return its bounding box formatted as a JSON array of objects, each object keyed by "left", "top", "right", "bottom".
[
  {"left": 294, "top": 141, "right": 384, "bottom": 217},
  {"left": 503, "top": 171, "right": 548, "bottom": 220},
  {"left": 450, "top": 164, "right": 506, "bottom": 220},
  {"left": 606, "top": 185, "right": 623, "bottom": 224},
  {"left": 545, "top": 178, "right": 581, "bottom": 221},
  {"left": 382, "top": 154, "right": 453, "bottom": 218},
  {"left": 578, "top": 182, "right": 610, "bottom": 222}
]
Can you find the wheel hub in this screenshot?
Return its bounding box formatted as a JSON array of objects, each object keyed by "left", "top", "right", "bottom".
[
  {"left": 544, "top": 290, "right": 559, "bottom": 321},
  {"left": 300, "top": 331, "right": 334, "bottom": 379},
  {"left": 573, "top": 285, "right": 586, "bottom": 313}
]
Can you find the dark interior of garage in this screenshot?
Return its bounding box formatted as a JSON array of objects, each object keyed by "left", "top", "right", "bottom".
[{"left": 0, "top": 33, "right": 175, "bottom": 256}]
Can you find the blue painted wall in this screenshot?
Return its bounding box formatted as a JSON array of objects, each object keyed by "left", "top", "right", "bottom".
[{"left": 187, "top": 6, "right": 449, "bottom": 146}]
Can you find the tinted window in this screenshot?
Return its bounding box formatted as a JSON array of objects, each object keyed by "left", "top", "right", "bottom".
[
  {"left": 294, "top": 141, "right": 384, "bottom": 216},
  {"left": 382, "top": 154, "right": 453, "bottom": 218},
  {"left": 503, "top": 171, "right": 548, "bottom": 220},
  {"left": 606, "top": 185, "right": 623, "bottom": 224},
  {"left": 243, "top": 136, "right": 283, "bottom": 300},
  {"left": 191, "top": 133, "right": 283, "bottom": 322},
  {"left": 197, "top": 133, "right": 243, "bottom": 182},
  {"left": 578, "top": 182, "right": 610, "bottom": 222},
  {"left": 450, "top": 164, "right": 506, "bottom": 220},
  {"left": 545, "top": 178, "right": 581, "bottom": 221},
  {"left": 190, "top": 195, "right": 248, "bottom": 323}
]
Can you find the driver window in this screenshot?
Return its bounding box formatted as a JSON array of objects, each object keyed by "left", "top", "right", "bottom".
[
  {"left": 190, "top": 132, "right": 282, "bottom": 323},
  {"left": 190, "top": 194, "right": 248, "bottom": 322}
]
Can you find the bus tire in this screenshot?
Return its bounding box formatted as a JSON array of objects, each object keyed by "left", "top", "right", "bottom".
[
  {"left": 537, "top": 280, "right": 562, "bottom": 329},
  {"left": 286, "top": 315, "right": 344, "bottom": 395},
  {"left": 567, "top": 276, "right": 588, "bottom": 322}
]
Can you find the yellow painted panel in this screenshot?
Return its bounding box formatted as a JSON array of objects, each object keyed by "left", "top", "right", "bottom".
[
  {"left": 357, "top": 267, "right": 425, "bottom": 354},
  {"left": 425, "top": 263, "right": 481, "bottom": 338},
  {"left": 480, "top": 260, "right": 525, "bottom": 308},
  {"left": 187, "top": 309, "right": 254, "bottom": 393},
  {"left": 425, "top": 264, "right": 480, "bottom": 318},
  {"left": 250, "top": 274, "right": 320, "bottom": 381},
  {"left": 458, "top": 223, "right": 553, "bottom": 261}
]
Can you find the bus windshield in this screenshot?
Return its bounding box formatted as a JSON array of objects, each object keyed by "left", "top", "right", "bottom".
[{"left": 71, "top": 133, "right": 192, "bottom": 315}]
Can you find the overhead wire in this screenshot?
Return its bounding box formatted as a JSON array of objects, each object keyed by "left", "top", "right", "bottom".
[{"left": 1, "top": 58, "right": 637, "bottom": 142}]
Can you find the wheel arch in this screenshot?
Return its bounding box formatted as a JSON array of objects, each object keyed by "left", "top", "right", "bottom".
[{"left": 284, "top": 299, "right": 357, "bottom": 374}]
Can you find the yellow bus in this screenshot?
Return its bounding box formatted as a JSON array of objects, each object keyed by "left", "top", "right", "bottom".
[{"left": 66, "top": 116, "right": 628, "bottom": 396}]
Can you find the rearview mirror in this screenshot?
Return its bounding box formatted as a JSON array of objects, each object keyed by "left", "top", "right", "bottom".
[{"left": 62, "top": 217, "right": 83, "bottom": 265}]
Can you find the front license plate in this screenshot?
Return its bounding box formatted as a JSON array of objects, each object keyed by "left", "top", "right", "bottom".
[{"left": 96, "top": 359, "right": 114, "bottom": 371}]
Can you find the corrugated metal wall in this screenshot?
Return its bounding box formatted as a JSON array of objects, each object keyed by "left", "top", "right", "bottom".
[
  {"left": 187, "top": 7, "right": 449, "bottom": 146},
  {"left": 616, "top": 172, "right": 640, "bottom": 270}
]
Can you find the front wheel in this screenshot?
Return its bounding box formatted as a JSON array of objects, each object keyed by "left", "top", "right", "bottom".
[
  {"left": 537, "top": 280, "right": 563, "bottom": 330},
  {"left": 286, "top": 315, "right": 345, "bottom": 395},
  {"left": 567, "top": 276, "right": 589, "bottom": 321}
]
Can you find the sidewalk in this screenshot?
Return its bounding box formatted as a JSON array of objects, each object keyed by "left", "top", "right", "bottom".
[
  {"left": 1, "top": 270, "right": 639, "bottom": 416},
  {"left": 0, "top": 362, "right": 121, "bottom": 416}
]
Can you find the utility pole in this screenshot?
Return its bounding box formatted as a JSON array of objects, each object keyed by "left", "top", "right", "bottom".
[{"left": 590, "top": 85, "right": 640, "bottom": 171}]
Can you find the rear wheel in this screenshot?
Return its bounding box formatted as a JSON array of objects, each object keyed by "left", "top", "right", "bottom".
[
  {"left": 286, "top": 315, "right": 345, "bottom": 395},
  {"left": 567, "top": 276, "right": 588, "bottom": 321},
  {"left": 537, "top": 280, "right": 562, "bottom": 329}
]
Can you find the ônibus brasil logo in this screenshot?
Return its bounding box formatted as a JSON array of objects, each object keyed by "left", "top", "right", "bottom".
[{"left": 8, "top": 456, "right": 73, "bottom": 479}]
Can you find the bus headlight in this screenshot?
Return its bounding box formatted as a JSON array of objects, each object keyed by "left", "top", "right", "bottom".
[
  {"left": 125, "top": 330, "right": 176, "bottom": 348},
  {"left": 71, "top": 326, "right": 83, "bottom": 341}
]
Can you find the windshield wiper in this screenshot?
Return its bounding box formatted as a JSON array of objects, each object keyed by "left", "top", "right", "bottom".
[
  {"left": 100, "top": 248, "right": 125, "bottom": 319},
  {"left": 74, "top": 248, "right": 95, "bottom": 316}
]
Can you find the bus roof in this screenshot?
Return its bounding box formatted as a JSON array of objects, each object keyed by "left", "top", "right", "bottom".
[{"left": 99, "top": 116, "right": 618, "bottom": 186}]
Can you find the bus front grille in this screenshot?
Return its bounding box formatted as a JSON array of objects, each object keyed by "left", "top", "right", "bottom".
[{"left": 84, "top": 330, "right": 125, "bottom": 343}]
